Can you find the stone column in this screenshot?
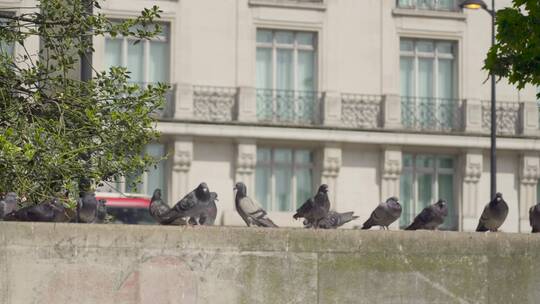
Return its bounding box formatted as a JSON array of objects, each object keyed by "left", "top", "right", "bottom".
[
  {"left": 174, "top": 83, "right": 194, "bottom": 119},
  {"left": 520, "top": 101, "right": 539, "bottom": 136},
  {"left": 321, "top": 144, "right": 342, "bottom": 209},
  {"left": 237, "top": 86, "right": 257, "bottom": 123},
  {"left": 463, "top": 99, "right": 483, "bottom": 133},
  {"left": 235, "top": 140, "right": 257, "bottom": 197},
  {"left": 382, "top": 94, "right": 402, "bottom": 129},
  {"left": 322, "top": 91, "right": 341, "bottom": 127},
  {"left": 380, "top": 147, "right": 402, "bottom": 200},
  {"left": 168, "top": 137, "right": 193, "bottom": 204},
  {"left": 461, "top": 150, "right": 482, "bottom": 231},
  {"left": 519, "top": 153, "right": 540, "bottom": 232}
]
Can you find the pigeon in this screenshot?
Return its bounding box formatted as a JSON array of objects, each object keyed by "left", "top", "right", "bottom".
[
  {"left": 233, "top": 182, "right": 278, "bottom": 228},
  {"left": 293, "top": 184, "right": 330, "bottom": 229},
  {"left": 149, "top": 188, "right": 186, "bottom": 225},
  {"left": 0, "top": 192, "right": 18, "bottom": 219},
  {"left": 172, "top": 182, "right": 218, "bottom": 226},
  {"left": 476, "top": 192, "right": 508, "bottom": 232},
  {"left": 361, "top": 196, "right": 402, "bottom": 230},
  {"left": 305, "top": 211, "right": 358, "bottom": 229},
  {"left": 405, "top": 199, "right": 448, "bottom": 230},
  {"left": 77, "top": 191, "right": 100, "bottom": 223},
  {"left": 94, "top": 199, "right": 107, "bottom": 223},
  {"left": 5, "top": 198, "right": 67, "bottom": 222},
  {"left": 530, "top": 203, "right": 540, "bottom": 233}
]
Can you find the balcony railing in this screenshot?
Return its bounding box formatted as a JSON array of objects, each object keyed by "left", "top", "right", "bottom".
[
  {"left": 341, "top": 94, "right": 382, "bottom": 129},
  {"left": 401, "top": 97, "right": 462, "bottom": 132},
  {"left": 482, "top": 101, "right": 520, "bottom": 135},
  {"left": 256, "top": 89, "right": 322, "bottom": 126},
  {"left": 193, "top": 85, "right": 237, "bottom": 122},
  {"left": 396, "top": 0, "right": 460, "bottom": 11}
]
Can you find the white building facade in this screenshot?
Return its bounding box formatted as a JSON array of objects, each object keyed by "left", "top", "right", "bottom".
[{"left": 4, "top": 0, "right": 540, "bottom": 231}]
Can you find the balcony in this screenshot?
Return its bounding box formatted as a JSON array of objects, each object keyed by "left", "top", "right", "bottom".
[
  {"left": 163, "top": 83, "right": 539, "bottom": 137},
  {"left": 396, "top": 0, "right": 460, "bottom": 11},
  {"left": 401, "top": 97, "right": 463, "bottom": 132}
]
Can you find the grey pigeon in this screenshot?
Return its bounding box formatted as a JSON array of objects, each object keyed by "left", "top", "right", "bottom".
[
  {"left": 149, "top": 188, "right": 186, "bottom": 225},
  {"left": 361, "top": 196, "right": 402, "bottom": 230},
  {"left": 305, "top": 211, "right": 358, "bottom": 229},
  {"left": 0, "top": 192, "right": 18, "bottom": 219},
  {"left": 530, "top": 203, "right": 540, "bottom": 233},
  {"left": 405, "top": 199, "right": 448, "bottom": 230},
  {"left": 5, "top": 198, "right": 67, "bottom": 222},
  {"left": 476, "top": 192, "right": 508, "bottom": 232},
  {"left": 77, "top": 191, "right": 99, "bottom": 223},
  {"left": 95, "top": 199, "right": 107, "bottom": 223},
  {"left": 234, "top": 182, "right": 278, "bottom": 228},
  {"left": 172, "top": 182, "right": 218, "bottom": 226},
  {"left": 293, "top": 184, "right": 330, "bottom": 229}
]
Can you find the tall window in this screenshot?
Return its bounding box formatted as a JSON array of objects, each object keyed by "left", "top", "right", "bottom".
[
  {"left": 400, "top": 39, "right": 457, "bottom": 129},
  {"left": 0, "top": 14, "right": 14, "bottom": 55},
  {"left": 105, "top": 23, "right": 170, "bottom": 85},
  {"left": 255, "top": 148, "right": 313, "bottom": 212},
  {"left": 400, "top": 154, "right": 457, "bottom": 230},
  {"left": 256, "top": 29, "right": 318, "bottom": 123}
]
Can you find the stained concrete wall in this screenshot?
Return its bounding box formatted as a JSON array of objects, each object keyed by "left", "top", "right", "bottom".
[{"left": 0, "top": 222, "right": 539, "bottom": 304}]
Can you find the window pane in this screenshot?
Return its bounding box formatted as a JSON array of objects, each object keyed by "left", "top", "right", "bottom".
[
  {"left": 105, "top": 38, "right": 122, "bottom": 68},
  {"left": 256, "top": 48, "right": 273, "bottom": 91},
  {"left": 255, "top": 166, "right": 271, "bottom": 210},
  {"left": 400, "top": 171, "right": 414, "bottom": 228},
  {"left": 417, "top": 173, "right": 433, "bottom": 210},
  {"left": 400, "top": 57, "right": 414, "bottom": 97},
  {"left": 403, "top": 154, "right": 413, "bottom": 168},
  {"left": 149, "top": 41, "right": 169, "bottom": 83},
  {"left": 297, "top": 32, "right": 314, "bottom": 46},
  {"left": 295, "top": 150, "right": 311, "bottom": 164},
  {"left": 297, "top": 51, "right": 315, "bottom": 91},
  {"left": 145, "top": 144, "right": 166, "bottom": 197},
  {"left": 274, "top": 149, "right": 292, "bottom": 163},
  {"left": 417, "top": 41, "right": 434, "bottom": 53},
  {"left": 257, "top": 29, "right": 273, "bottom": 43},
  {"left": 257, "top": 148, "right": 272, "bottom": 163},
  {"left": 418, "top": 58, "right": 434, "bottom": 98},
  {"left": 400, "top": 39, "right": 414, "bottom": 52},
  {"left": 276, "top": 49, "right": 293, "bottom": 90},
  {"left": 416, "top": 155, "right": 434, "bottom": 168},
  {"left": 296, "top": 168, "right": 312, "bottom": 210},
  {"left": 437, "top": 42, "right": 454, "bottom": 55},
  {"left": 127, "top": 40, "right": 144, "bottom": 83},
  {"left": 276, "top": 31, "right": 294, "bottom": 45},
  {"left": 438, "top": 173, "right": 455, "bottom": 229},
  {"left": 275, "top": 167, "right": 292, "bottom": 211},
  {"left": 438, "top": 157, "right": 454, "bottom": 169},
  {"left": 438, "top": 58, "right": 454, "bottom": 99}
]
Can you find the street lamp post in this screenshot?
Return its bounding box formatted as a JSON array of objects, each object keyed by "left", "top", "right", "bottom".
[{"left": 460, "top": 0, "right": 496, "bottom": 199}]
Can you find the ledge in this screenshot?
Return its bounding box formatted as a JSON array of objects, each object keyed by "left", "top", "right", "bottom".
[
  {"left": 392, "top": 8, "right": 466, "bottom": 20},
  {"left": 249, "top": 0, "right": 326, "bottom": 11}
]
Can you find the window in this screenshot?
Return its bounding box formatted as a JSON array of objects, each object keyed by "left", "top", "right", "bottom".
[
  {"left": 396, "top": 0, "right": 458, "bottom": 11},
  {"left": 256, "top": 29, "right": 318, "bottom": 123},
  {"left": 400, "top": 39, "right": 457, "bottom": 130},
  {"left": 105, "top": 23, "right": 170, "bottom": 85},
  {"left": 0, "top": 14, "right": 14, "bottom": 55},
  {"left": 255, "top": 148, "right": 313, "bottom": 212},
  {"left": 400, "top": 154, "right": 457, "bottom": 230}
]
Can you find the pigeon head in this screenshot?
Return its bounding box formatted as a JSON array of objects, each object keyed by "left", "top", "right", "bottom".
[
  {"left": 318, "top": 184, "right": 329, "bottom": 193},
  {"left": 495, "top": 192, "right": 503, "bottom": 202},
  {"left": 234, "top": 182, "right": 248, "bottom": 197},
  {"left": 152, "top": 188, "right": 162, "bottom": 199},
  {"left": 436, "top": 199, "right": 447, "bottom": 208},
  {"left": 195, "top": 182, "right": 211, "bottom": 200}
]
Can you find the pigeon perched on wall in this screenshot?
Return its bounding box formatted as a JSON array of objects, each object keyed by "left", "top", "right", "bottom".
[
  {"left": 172, "top": 182, "right": 218, "bottom": 226},
  {"left": 405, "top": 199, "right": 448, "bottom": 230},
  {"left": 5, "top": 198, "right": 67, "bottom": 222},
  {"left": 77, "top": 191, "right": 100, "bottom": 223},
  {"left": 0, "top": 192, "right": 18, "bottom": 219},
  {"left": 361, "top": 196, "right": 402, "bottom": 230},
  {"left": 293, "top": 184, "right": 330, "bottom": 229},
  {"left": 149, "top": 188, "right": 185, "bottom": 225},
  {"left": 305, "top": 211, "right": 358, "bottom": 229},
  {"left": 95, "top": 199, "right": 107, "bottom": 223},
  {"left": 530, "top": 203, "right": 540, "bottom": 233},
  {"left": 234, "top": 182, "right": 277, "bottom": 228},
  {"left": 476, "top": 192, "right": 508, "bottom": 232}
]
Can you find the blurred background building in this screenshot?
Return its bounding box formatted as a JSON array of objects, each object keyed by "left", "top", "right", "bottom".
[{"left": 4, "top": 0, "right": 539, "bottom": 231}]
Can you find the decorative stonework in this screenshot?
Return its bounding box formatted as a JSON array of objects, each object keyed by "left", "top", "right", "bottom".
[
  {"left": 321, "top": 145, "right": 342, "bottom": 208},
  {"left": 341, "top": 94, "right": 382, "bottom": 129},
  {"left": 193, "top": 85, "right": 237, "bottom": 122},
  {"left": 519, "top": 154, "right": 540, "bottom": 232},
  {"left": 380, "top": 148, "right": 402, "bottom": 202},
  {"left": 169, "top": 138, "right": 193, "bottom": 203},
  {"left": 481, "top": 101, "right": 520, "bottom": 135},
  {"left": 235, "top": 141, "right": 257, "bottom": 197},
  {"left": 462, "top": 151, "right": 482, "bottom": 221}
]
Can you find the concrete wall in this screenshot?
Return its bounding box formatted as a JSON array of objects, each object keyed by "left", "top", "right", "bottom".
[{"left": 1, "top": 222, "right": 539, "bottom": 304}]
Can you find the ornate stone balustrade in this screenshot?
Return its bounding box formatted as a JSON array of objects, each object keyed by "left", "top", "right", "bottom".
[
  {"left": 193, "top": 85, "right": 237, "bottom": 122},
  {"left": 481, "top": 100, "right": 520, "bottom": 135},
  {"left": 340, "top": 94, "right": 382, "bottom": 129}
]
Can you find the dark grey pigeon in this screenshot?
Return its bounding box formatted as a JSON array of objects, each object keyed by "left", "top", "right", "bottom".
[
  {"left": 77, "top": 191, "right": 99, "bottom": 223},
  {"left": 361, "top": 196, "right": 402, "bottom": 230},
  {"left": 234, "top": 182, "right": 277, "bottom": 228},
  {"left": 5, "top": 198, "right": 66, "bottom": 222},
  {"left": 149, "top": 188, "right": 186, "bottom": 225},
  {"left": 476, "top": 192, "right": 508, "bottom": 232},
  {"left": 405, "top": 199, "right": 448, "bottom": 230},
  {"left": 95, "top": 199, "right": 107, "bottom": 223},
  {"left": 530, "top": 203, "right": 540, "bottom": 233},
  {"left": 172, "top": 182, "right": 217, "bottom": 226},
  {"left": 305, "top": 211, "right": 359, "bottom": 229},
  {"left": 0, "top": 192, "right": 18, "bottom": 219},
  {"left": 293, "top": 184, "right": 330, "bottom": 229}
]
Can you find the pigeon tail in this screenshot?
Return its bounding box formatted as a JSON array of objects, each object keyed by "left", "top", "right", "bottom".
[
  {"left": 361, "top": 217, "right": 375, "bottom": 230},
  {"left": 476, "top": 222, "right": 489, "bottom": 232},
  {"left": 532, "top": 227, "right": 540, "bottom": 233},
  {"left": 404, "top": 222, "right": 419, "bottom": 231},
  {"left": 255, "top": 217, "right": 279, "bottom": 228}
]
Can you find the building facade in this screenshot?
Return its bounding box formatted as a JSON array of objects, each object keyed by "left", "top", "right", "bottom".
[{"left": 4, "top": 0, "right": 540, "bottom": 231}]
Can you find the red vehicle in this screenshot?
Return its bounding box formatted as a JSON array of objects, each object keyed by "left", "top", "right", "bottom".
[{"left": 95, "top": 193, "right": 156, "bottom": 225}]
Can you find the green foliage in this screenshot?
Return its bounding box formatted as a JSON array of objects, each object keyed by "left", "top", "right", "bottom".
[
  {"left": 0, "top": 0, "right": 166, "bottom": 205},
  {"left": 485, "top": 0, "right": 540, "bottom": 97}
]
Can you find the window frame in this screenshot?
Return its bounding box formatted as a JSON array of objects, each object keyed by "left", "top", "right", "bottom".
[{"left": 255, "top": 147, "right": 314, "bottom": 212}]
